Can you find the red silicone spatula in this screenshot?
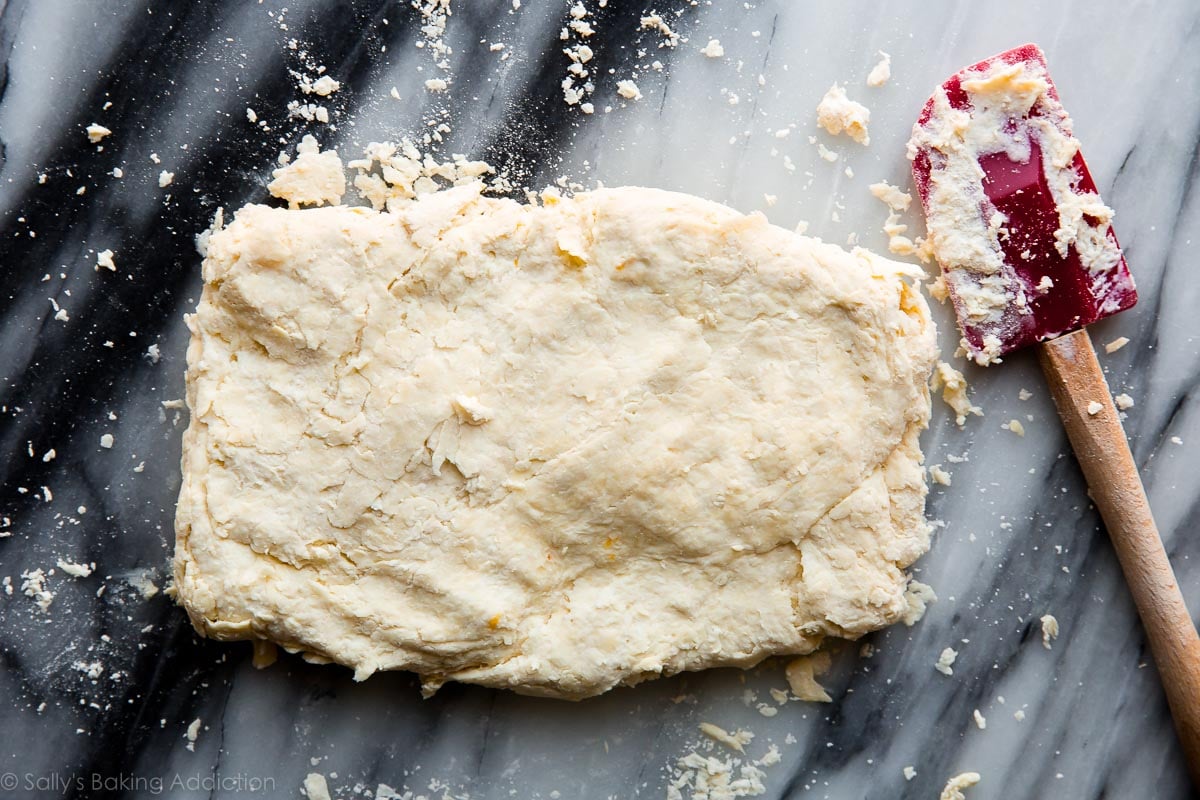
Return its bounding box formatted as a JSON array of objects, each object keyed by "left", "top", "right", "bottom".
[{"left": 910, "top": 44, "right": 1200, "bottom": 783}]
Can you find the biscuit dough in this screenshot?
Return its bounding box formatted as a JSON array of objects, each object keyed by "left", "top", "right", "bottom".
[{"left": 174, "top": 183, "right": 937, "bottom": 699}]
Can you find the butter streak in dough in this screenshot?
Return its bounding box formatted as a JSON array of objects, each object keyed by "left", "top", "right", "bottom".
[{"left": 174, "top": 184, "right": 937, "bottom": 699}]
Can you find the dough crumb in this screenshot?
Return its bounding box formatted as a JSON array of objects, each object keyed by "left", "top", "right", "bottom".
[
  {"left": 902, "top": 580, "right": 937, "bottom": 625},
  {"left": 973, "top": 709, "right": 986, "bottom": 729},
  {"left": 1087, "top": 401, "right": 1103, "bottom": 416},
  {"left": 939, "top": 771, "right": 981, "bottom": 800},
  {"left": 639, "top": 13, "right": 679, "bottom": 48},
  {"left": 616, "top": 79, "right": 642, "bottom": 100},
  {"left": 1018, "top": 388, "right": 1033, "bottom": 401},
  {"left": 1014, "top": 709, "right": 1026, "bottom": 721},
  {"left": 868, "top": 181, "right": 927, "bottom": 258},
  {"left": 700, "top": 38, "right": 724, "bottom": 58},
  {"left": 99, "top": 433, "right": 114, "bottom": 449},
  {"left": 86, "top": 123, "right": 112, "bottom": 143},
  {"left": 424, "top": 77, "right": 449, "bottom": 92},
  {"left": 57, "top": 559, "right": 93, "bottom": 578},
  {"left": 935, "top": 646, "right": 958, "bottom": 676},
  {"left": 1104, "top": 337, "right": 1130, "bottom": 354},
  {"left": 252, "top": 639, "right": 279, "bottom": 669},
  {"left": 1040, "top": 614, "right": 1059, "bottom": 649},
  {"left": 816, "top": 83, "right": 870, "bottom": 145},
  {"left": 869, "top": 181, "right": 911, "bottom": 212},
  {"left": 929, "top": 464, "right": 952, "bottom": 486},
  {"left": 927, "top": 275, "right": 949, "bottom": 302},
  {"left": 95, "top": 249, "right": 116, "bottom": 272},
  {"left": 158, "top": 170, "right": 175, "bottom": 188},
  {"left": 75, "top": 660, "right": 104, "bottom": 679},
  {"left": 21, "top": 569, "right": 54, "bottom": 612},
  {"left": 903, "top": 766, "right": 917, "bottom": 781},
  {"left": 785, "top": 651, "right": 832, "bottom": 702},
  {"left": 698, "top": 722, "right": 754, "bottom": 753},
  {"left": 1006, "top": 419, "right": 1025, "bottom": 436},
  {"left": 1114, "top": 393, "right": 1134, "bottom": 410},
  {"left": 815, "top": 142, "right": 839, "bottom": 163},
  {"left": 131, "top": 574, "right": 159, "bottom": 599},
  {"left": 931, "top": 362, "right": 982, "bottom": 426},
  {"left": 303, "top": 772, "right": 331, "bottom": 800},
  {"left": 303, "top": 75, "right": 341, "bottom": 96},
  {"left": 866, "top": 51, "right": 891, "bottom": 87},
  {"left": 268, "top": 135, "right": 346, "bottom": 209},
  {"left": 667, "top": 735, "right": 774, "bottom": 798},
  {"left": 185, "top": 717, "right": 201, "bottom": 751}
]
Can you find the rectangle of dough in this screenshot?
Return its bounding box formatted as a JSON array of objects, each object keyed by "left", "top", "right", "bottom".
[{"left": 174, "top": 184, "right": 936, "bottom": 699}]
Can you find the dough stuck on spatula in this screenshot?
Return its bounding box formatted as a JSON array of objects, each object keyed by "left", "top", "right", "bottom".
[{"left": 174, "top": 183, "right": 936, "bottom": 699}]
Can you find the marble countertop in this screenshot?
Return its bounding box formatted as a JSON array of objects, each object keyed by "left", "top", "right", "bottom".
[{"left": 2, "top": 1, "right": 1199, "bottom": 798}]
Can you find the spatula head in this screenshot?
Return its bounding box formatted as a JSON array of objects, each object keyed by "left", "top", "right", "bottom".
[{"left": 909, "top": 44, "right": 1136, "bottom": 364}]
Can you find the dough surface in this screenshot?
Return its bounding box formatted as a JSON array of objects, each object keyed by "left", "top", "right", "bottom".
[{"left": 174, "top": 184, "right": 937, "bottom": 699}]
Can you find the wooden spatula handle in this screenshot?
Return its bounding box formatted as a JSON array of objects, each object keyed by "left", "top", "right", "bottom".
[{"left": 1040, "top": 329, "right": 1200, "bottom": 784}]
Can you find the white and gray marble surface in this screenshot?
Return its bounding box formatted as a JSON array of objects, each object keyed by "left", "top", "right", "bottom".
[{"left": 2, "top": 1, "right": 1199, "bottom": 798}]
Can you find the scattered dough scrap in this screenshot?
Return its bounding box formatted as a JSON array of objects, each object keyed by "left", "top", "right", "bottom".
[
  {"left": 616, "top": 79, "right": 643, "bottom": 100},
  {"left": 973, "top": 709, "right": 986, "bottom": 729},
  {"left": 159, "top": 170, "right": 175, "bottom": 188},
  {"left": 267, "top": 135, "right": 346, "bottom": 209},
  {"left": 929, "top": 464, "right": 952, "bottom": 486},
  {"left": 700, "top": 39, "right": 724, "bottom": 58},
  {"left": 1006, "top": 419, "right": 1026, "bottom": 436},
  {"left": 251, "top": 639, "right": 279, "bottom": 669},
  {"left": 1087, "top": 401, "right": 1103, "bottom": 416},
  {"left": 303, "top": 75, "right": 341, "bottom": 96},
  {"left": 903, "top": 766, "right": 917, "bottom": 781},
  {"left": 698, "top": 722, "right": 754, "bottom": 753},
  {"left": 99, "top": 433, "right": 114, "bottom": 449},
  {"left": 175, "top": 182, "right": 938, "bottom": 699},
  {"left": 866, "top": 51, "right": 891, "bottom": 87},
  {"left": 185, "top": 717, "right": 201, "bottom": 751},
  {"left": 816, "top": 84, "right": 870, "bottom": 145},
  {"left": 901, "top": 580, "right": 937, "bottom": 625},
  {"left": 1040, "top": 614, "right": 1059, "bottom": 649},
  {"left": 935, "top": 646, "right": 958, "bottom": 676},
  {"left": 57, "top": 559, "right": 94, "bottom": 578},
  {"left": 931, "top": 362, "right": 982, "bottom": 426},
  {"left": 1114, "top": 393, "right": 1134, "bottom": 410},
  {"left": 86, "top": 123, "right": 112, "bottom": 143},
  {"left": 785, "top": 651, "right": 832, "bottom": 702},
  {"left": 303, "top": 773, "right": 331, "bottom": 800},
  {"left": 1105, "top": 337, "right": 1130, "bottom": 353},
  {"left": 869, "top": 182, "right": 912, "bottom": 213},
  {"left": 96, "top": 249, "right": 116, "bottom": 272},
  {"left": 940, "top": 771, "right": 981, "bottom": 800}
]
